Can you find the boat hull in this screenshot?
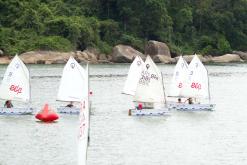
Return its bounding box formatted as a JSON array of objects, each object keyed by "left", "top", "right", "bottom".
[
  {"left": 0, "top": 107, "right": 34, "bottom": 115},
  {"left": 57, "top": 106, "right": 80, "bottom": 114},
  {"left": 128, "top": 107, "right": 170, "bottom": 116},
  {"left": 168, "top": 103, "right": 215, "bottom": 111}
]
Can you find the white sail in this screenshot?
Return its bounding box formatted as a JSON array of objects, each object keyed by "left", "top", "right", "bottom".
[
  {"left": 168, "top": 56, "right": 188, "bottom": 97},
  {"left": 57, "top": 56, "right": 87, "bottom": 102},
  {"left": 0, "top": 55, "right": 30, "bottom": 102},
  {"left": 78, "top": 63, "right": 89, "bottom": 165},
  {"left": 181, "top": 55, "right": 209, "bottom": 99},
  {"left": 133, "top": 56, "right": 165, "bottom": 103},
  {"left": 122, "top": 56, "right": 144, "bottom": 95}
]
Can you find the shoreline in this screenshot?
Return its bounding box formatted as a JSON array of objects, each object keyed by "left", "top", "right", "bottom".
[{"left": 0, "top": 44, "right": 246, "bottom": 65}]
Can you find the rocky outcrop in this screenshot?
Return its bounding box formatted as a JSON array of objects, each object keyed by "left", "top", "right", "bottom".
[
  {"left": 211, "top": 54, "right": 243, "bottom": 63},
  {"left": 19, "top": 51, "right": 75, "bottom": 64},
  {"left": 232, "top": 51, "right": 247, "bottom": 61},
  {"left": 111, "top": 45, "right": 145, "bottom": 63},
  {"left": 145, "top": 40, "right": 171, "bottom": 58},
  {"left": 18, "top": 50, "right": 102, "bottom": 64},
  {"left": 0, "top": 56, "right": 10, "bottom": 64},
  {"left": 175, "top": 54, "right": 212, "bottom": 63},
  {"left": 0, "top": 42, "right": 246, "bottom": 64},
  {"left": 153, "top": 55, "right": 175, "bottom": 63},
  {"left": 77, "top": 49, "right": 98, "bottom": 63}
]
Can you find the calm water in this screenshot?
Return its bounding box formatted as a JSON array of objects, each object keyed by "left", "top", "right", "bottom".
[{"left": 0, "top": 63, "right": 247, "bottom": 165}]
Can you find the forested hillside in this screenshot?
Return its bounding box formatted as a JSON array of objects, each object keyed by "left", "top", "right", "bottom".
[{"left": 0, "top": 0, "right": 246, "bottom": 56}]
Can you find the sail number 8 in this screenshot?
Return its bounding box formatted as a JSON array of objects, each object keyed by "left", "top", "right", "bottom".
[{"left": 191, "top": 82, "right": 201, "bottom": 90}]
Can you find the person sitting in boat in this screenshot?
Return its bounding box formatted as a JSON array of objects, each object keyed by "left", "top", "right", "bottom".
[
  {"left": 137, "top": 103, "right": 143, "bottom": 110},
  {"left": 177, "top": 98, "right": 182, "bottom": 103},
  {"left": 66, "top": 101, "right": 74, "bottom": 108},
  {"left": 4, "top": 100, "right": 13, "bottom": 108},
  {"left": 185, "top": 98, "right": 193, "bottom": 104}
]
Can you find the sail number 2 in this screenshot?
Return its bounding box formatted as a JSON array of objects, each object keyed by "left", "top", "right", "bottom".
[
  {"left": 9, "top": 84, "right": 22, "bottom": 94},
  {"left": 191, "top": 82, "right": 201, "bottom": 90}
]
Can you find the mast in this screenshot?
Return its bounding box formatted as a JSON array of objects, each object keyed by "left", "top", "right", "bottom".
[
  {"left": 87, "top": 62, "right": 90, "bottom": 146},
  {"left": 28, "top": 63, "right": 31, "bottom": 108},
  {"left": 161, "top": 71, "right": 167, "bottom": 105},
  {"left": 206, "top": 67, "right": 211, "bottom": 103}
]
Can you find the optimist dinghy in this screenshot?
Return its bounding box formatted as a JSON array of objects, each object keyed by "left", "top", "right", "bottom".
[
  {"left": 56, "top": 56, "right": 88, "bottom": 114},
  {"left": 169, "top": 55, "right": 215, "bottom": 111},
  {"left": 0, "top": 55, "right": 33, "bottom": 115},
  {"left": 123, "top": 55, "right": 169, "bottom": 116},
  {"left": 167, "top": 56, "right": 188, "bottom": 108}
]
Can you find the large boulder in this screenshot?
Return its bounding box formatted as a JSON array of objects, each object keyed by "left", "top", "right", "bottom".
[
  {"left": 153, "top": 55, "right": 175, "bottom": 64},
  {"left": 111, "top": 45, "right": 145, "bottom": 63},
  {"left": 19, "top": 51, "right": 75, "bottom": 64},
  {"left": 97, "top": 53, "right": 110, "bottom": 63},
  {"left": 232, "top": 51, "right": 247, "bottom": 61},
  {"left": 0, "top": 56, "right": 10, "bottom": 64},
  {"left": 81, "top": 49, "right": 98, "bottom": 63},
  {"left": 19, "top": 50, "right": 101, "bottom": 64},
  {"left": 211, "top": 54, "right": 243, "bottom": 63},
  {"left": 145, "top": 40, "right": 171, "bottom": 58}
]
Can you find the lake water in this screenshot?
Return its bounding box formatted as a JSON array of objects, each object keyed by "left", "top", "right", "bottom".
[{"left": 0, "top": 63, "right": 247, "bottom": 165}]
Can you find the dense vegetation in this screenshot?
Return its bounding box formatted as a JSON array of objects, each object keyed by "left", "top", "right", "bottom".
[{"left": 0, "top": 0, "right": 246, "bottom": 56}]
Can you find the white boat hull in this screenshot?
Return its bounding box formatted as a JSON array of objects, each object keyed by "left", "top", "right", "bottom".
[
  {"left": 168, "top": 103, "right": 215, "bottom": 111},
  {"left": 128, "top": 107, "right": 170, "bottom": 116},
  {"left": 0, "top": 107, "right": 33, "bottom": 115},
  {"left": 57, "top": 106, "right": 80, "bottom": 114}
]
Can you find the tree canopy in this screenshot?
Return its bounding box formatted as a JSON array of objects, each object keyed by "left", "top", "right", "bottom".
[{"left": 0, "top": 0, "right": 246, "bottom": 56}]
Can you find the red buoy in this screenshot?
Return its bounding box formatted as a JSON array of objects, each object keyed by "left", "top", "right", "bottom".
[{"left": 35, "top": 104, "right": 59, "bottom": 122}]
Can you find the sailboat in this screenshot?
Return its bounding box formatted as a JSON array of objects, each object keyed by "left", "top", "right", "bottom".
[
  {"left": 57, "top": 56, "right": 87, "bottom": 114},
  {"left": 171, "top": 55, "right": 215, "bottom": 111},
  {"left": 129, "top": 55, "right": 169, "bottom": 116},
  {"left": 78, "top": 63, "right": 90, "bottom": 165},
  {"left": 0, "top": 55, "right": 33, "bottom": 115},
  {"left": 167, "top": 56, "right": 188, "bottom": 108}
]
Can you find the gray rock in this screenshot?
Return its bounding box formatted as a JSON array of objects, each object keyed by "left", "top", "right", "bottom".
[
  {"left": 175, "top": 54, "right": 212, "bottom": 63},
  {"left": 232, "top": 51, "right": 247, "bottom": 60},
  {"left": 211, "top": 54, "right": 243, "bottom": 63},
  {"left": 153, "top": 55, "right": 175, "bottom": 63},
  {"left": 145, "top": 40, "right": 171, "bottom": 58},
  {"left": 0, "top": 57, "right": 10, "bottom": 64},
  {"left": 111, "top": 45, "right": 145, "bottom": 63},
  {"left": 20, "top": 51, "right": 75, "bottom": 64}
]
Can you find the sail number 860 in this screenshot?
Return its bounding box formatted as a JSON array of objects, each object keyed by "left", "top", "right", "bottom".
[{"left": 191, "top": 82, "right": 201, "bottom": 90}]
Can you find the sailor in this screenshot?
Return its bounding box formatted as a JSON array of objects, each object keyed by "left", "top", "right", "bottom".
[
  {"left": 187, "top": 98, "right": 193, "bottom": 104},
  {"left": 66, "top": 101, "right": 74, "bottom": 108},
  {"left": 137, "top": 103, "right": 143, "bottom": 110},
  {"left": 4, "top": 100, "right": 13, "bottom": 108}
]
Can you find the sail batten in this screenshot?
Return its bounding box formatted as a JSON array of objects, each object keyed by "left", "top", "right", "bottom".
[
  {"left": 133, "top": 56, "right": 165, "bottom": 103},
  {"left": 57, "top": 56, "right": 87, "bottom": 102},
  {"left": 0, "top": 55, "right": 30, "bottom": 102}
]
